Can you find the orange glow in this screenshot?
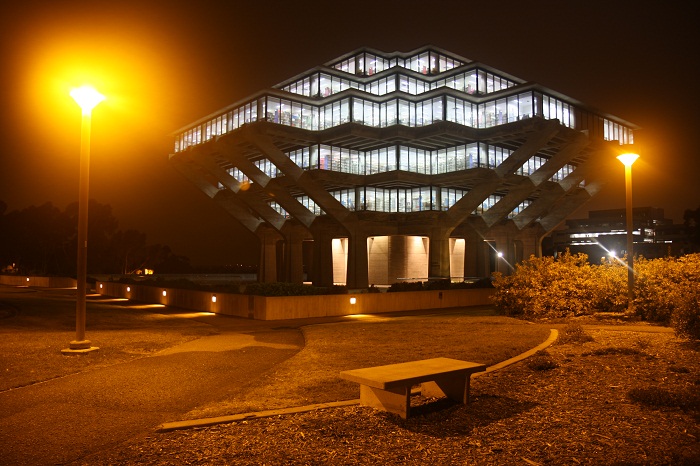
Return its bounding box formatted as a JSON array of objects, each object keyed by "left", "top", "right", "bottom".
[{"left": 14, "top": 11, "right": 183, "bottom": 169}]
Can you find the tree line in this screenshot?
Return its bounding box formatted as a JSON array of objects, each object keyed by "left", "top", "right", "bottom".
[{"left": 0, "top": 200, "right": 192, "bottom": 276}]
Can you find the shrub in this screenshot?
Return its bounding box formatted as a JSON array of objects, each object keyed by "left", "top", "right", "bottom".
[
  {"left": 492, "top": 251, "right": 609, "bottom": 319},
  {"left": 634, "top": 253, "right": 700, "bottom": 339},
  {"left": 558, "top": 322, "right": 594, "bottom": 344},
  {"left": 244, "top": 282, "right": 336, "bottom": 296},
  {"left": 628, "top": 386, "right": 700, "bottom": 411},
  {"left": 526, "top": 350, "right": 558, "bottom": 371},
  {"left": 493, "top": 251, "right": 700, "bottom": 340},
  {"left": 424, "top": 279, "right": 452, "bottom": 290},
  {"left": 387, "top": 281, "right": 425, "bottom": 292}
]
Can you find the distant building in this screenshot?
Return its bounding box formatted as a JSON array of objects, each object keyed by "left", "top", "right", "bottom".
[
  {"left": 548, "top": 207, "right": 689, "bottom": 260},
  {"left": 170, "top": 46, "right": 637, "bottom": 287}
]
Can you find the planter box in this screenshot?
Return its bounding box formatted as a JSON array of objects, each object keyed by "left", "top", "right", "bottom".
[
  {"left": 96, "top": 281, "right": 494, "bottom": 320},
  {"left": 0, "top": 275, "right": 77, "bottom": 288}
]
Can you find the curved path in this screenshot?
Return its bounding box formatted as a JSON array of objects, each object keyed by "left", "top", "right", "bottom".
[
  {"left": 158, "top": 329, "right": 561, "bottom": 432},
  {"left": 0, "top": 291, "right": 306, "bottom": 465}
]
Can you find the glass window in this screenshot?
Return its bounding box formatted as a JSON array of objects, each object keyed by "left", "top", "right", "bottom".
[
  {"left": 382, "top": 99, "right": 397, "bottom": 127},
  {"left": 481, "top": 101, "right": 495, "bottom": 128}
]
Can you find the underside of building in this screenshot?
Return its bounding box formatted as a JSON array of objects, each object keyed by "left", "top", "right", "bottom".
[{"left": 169, "top": 46, "right": 638, "bottom": 288}]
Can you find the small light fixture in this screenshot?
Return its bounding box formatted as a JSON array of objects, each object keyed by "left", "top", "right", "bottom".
[
  {"left": 617, "top": 152, "right": 639, "bottom": 167},
  {"left": 126, "top": 286, "right": 131, "bottom": 292},
  {"left": 70, "top": 85, "right": 105, "bottom": 114},
  {"left": 212, "top": 295, "right": 217, "bottom": 303},
  {"left": 99, "top": 283, "right": 103, "bottom": 289},
  {"left": 609, "top": 250, "right": 616, "bottom": 257},
  {"left": 350, "top": 297, "right": 357, "bottom": 305},
  {"left": 26, "top": 277, "right": 30, "bottom": 282},
  {"left": 497, "top": 252, "right": 504, "bottom": 258},
  {"left": 162, "top": 290, "right": 167, "bottom": 297}
]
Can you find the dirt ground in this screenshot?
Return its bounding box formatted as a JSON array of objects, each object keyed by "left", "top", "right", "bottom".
[{"left": 73, "top": 322, "right": 700, "bottom": 466}]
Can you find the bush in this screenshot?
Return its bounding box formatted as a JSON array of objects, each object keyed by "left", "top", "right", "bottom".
[
  {"left": 424, "top": 279, "right": 452, "bottom": 290},
  {"left": 387, "top": 281, "right": 425, "bottom": 292},
  {"left": 492, "top": 251, "right": 700, "bottom": 340},
  {"left": 244, "top": 282, "right": 335, "bottom": 296},
  {"left": 492, "top": 251, "right": 613, "bottom": 319},
  {"left": 558, "top": 322, "right": 594, "bottom": 344},
  {"left": 634, "top": 254, "right": 700, "bottom": 340},
  {"left": 628, "top": 386, "right": 700, "bottom": 411},
  {"left": 526, "top": 350, "right": 558, "bottom": 371}
]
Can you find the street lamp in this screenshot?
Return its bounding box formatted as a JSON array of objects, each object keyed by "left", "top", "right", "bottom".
[
  {"left": 617, "top": 152, "right": 639, "bottom": 313},
  {"left": 62, "top": 86, "right": 104, "bottom": 354}
]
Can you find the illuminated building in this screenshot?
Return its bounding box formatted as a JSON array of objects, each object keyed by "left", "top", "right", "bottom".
[
  {"left": 170, "top": 46, "right": 637, "bottom": 287},
  {"left": 549, "top": 207, "right": 686, "bottom": 259}
]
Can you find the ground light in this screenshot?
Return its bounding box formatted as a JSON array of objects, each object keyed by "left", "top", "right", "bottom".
[
  {"left": 617, "top": 152, "right": 639, "bottom": 313},
  {"left": 62, "top": 85, "right": 104, "bottom": 355}
]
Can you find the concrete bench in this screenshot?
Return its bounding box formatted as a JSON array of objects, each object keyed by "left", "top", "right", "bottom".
[{"left": 340, "top": 357, "right": 486, "bottom": 419}]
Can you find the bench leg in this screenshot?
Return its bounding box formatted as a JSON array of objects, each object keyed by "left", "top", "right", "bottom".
[
  {"left": 421, "top": 375, "right": 470, "bottom": 404},
  {"left": 359, "top": 385, "right": 410, "bottom": 419}
]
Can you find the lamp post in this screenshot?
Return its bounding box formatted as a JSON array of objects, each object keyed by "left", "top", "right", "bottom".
[
  {"left": 63, "top": 86, "right": 104, "bottom": 354},
  {"left": 617, "top": 152, "right": 639, "bottom": 313}
]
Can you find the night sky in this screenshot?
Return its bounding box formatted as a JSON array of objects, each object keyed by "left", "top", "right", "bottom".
[{"left": 1, "top": 0, "right": 698, "bottom": 266}]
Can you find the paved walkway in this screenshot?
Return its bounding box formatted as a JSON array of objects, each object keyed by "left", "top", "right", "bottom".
[{"left": 0, "top": 291, "right": 310, "bottom": 465}]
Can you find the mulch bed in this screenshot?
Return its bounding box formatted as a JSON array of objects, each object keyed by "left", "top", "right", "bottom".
[{"left": 78, "top": 327, "right": 700, "bottom": 465}]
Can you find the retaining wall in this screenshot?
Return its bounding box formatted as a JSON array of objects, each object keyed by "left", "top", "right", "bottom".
[
  {"left": 96, "top": 281, "right": 494, "bottom": 320},
  {"left": 0, "top": 275, "right": 77, "bottom": 288}
]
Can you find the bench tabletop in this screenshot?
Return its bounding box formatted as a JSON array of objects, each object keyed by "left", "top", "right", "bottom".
[{"left": 340, "top": 357, "right": 486, "bottom": 389}]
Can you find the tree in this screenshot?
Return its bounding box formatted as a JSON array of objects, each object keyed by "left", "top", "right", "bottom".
[
  {"left": 683, "top": 206, "right": 700, "bottom": 252},
  {"left": 0, "top": 199, "right": 190, "bottom": 275}
]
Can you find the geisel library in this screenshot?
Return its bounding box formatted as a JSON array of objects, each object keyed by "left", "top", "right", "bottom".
[{"left": 170, "top": 46, "right": 637, "bottom": 288}]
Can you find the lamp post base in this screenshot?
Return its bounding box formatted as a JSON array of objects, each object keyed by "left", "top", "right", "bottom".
[{"left": 61, "top": 340, "right": 99, "bottom": 355}]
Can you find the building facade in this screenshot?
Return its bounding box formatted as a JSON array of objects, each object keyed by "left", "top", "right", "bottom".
[
  {"left": 549, "top": 207, "right": 687, "bottom": 260},
  {"left": 170, "top": 46, "right": 638, "bottom": 287}
]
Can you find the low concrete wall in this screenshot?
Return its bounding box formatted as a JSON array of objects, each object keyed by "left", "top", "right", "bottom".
[
  {"left": 97, "top": 282, "right": 251, "bottom": 318},
  {"left": 0, "top": 275, "right": 77, "bottom": 288},
  {"left": 96, "top": 281, "right": 494, "bottom": 320}
]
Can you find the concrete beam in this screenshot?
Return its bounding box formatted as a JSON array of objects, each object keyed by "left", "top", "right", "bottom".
[
  {"left": 191, "top": 151, "right": 287, "bottom": 231},
  {"left": 215, "top": 139, "right": 318, "bottom": 229},
  {"left": 529, "top": 131, "right": 589, "bottom": 185},
  {"left": 445, "top": 173, "right": 502, "bottom": 230},
  {"left": 212, "top": 190, "right": 265, "bottom": 234},
  {"left": 494, "top": 119, "right": 561, "bottom": 177},
  {"left": 171, "top": 154, "right": 264, "bottom": 233},
  {"left": 245, "top": 128, "right": 354, "bottom": 224}
]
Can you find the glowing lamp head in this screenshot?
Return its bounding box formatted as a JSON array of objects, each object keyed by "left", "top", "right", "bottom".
[
  {"left": 617, "top": 153, "right": 639, "bottom": 167},
  {"left": 70, "top": 86, "right": 105, "bottom": 114}
]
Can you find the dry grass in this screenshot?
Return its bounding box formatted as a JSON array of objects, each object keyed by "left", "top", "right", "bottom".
[
  {"left": 76, "top": 326, "right": 700, "bottom": 466},
  {"left": 184, "top": 314, "right": 550, "bottom": 418}
]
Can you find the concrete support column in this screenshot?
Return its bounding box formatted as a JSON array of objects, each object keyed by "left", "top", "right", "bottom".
[
  {"left": 346, "top": 233, "right": 369, "bottom": 289},
  {"left": 490, "top": 231, "right": 512, "bottom": 275},
  {"left": 257, "top": 228, "right": 280, "bottom": 283},
  {"left": 283, "top": 228, "right": 306, "bottom": 284},
  {"left": 312, "top": 233, "right": 334, "bottom": 287},
  {"left": 387, "top": 236, "right": 406, "bottom": 283},
  {"left": 462, "top": 232, "right": 483, "bottom": 278},
  {"left": 428, "top": 228, "right": 451, "bottom": 279},
  {"left": 516, "top": 226, "right": 545, "bottom": 260}
]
